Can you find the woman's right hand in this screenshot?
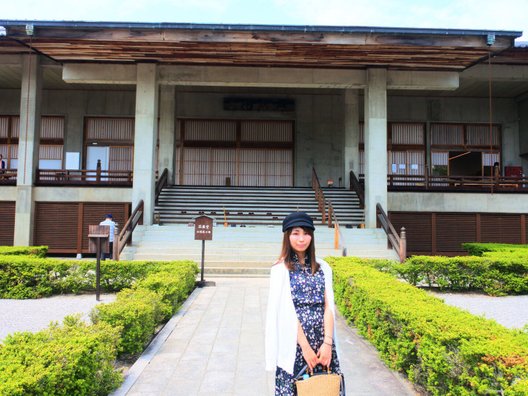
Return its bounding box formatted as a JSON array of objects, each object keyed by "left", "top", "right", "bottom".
[{"left": 301, "top": 344, "right": 318, "bottom": 371}]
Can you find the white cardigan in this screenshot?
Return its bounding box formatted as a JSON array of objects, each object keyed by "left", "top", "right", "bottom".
[{"left": 265, "top": 258, "right": 337, "bottom": 374}]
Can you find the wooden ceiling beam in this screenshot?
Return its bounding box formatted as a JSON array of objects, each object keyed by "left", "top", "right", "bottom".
[{"left": 5, "top": 26, "right": 513, "bottom": 49}]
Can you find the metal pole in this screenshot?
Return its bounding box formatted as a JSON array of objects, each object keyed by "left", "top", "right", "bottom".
[
  {"left": 201, "top": 239, "right": 205, "bottom": 283},
  {"left": 96, "top": 238, "right": 101, "bottom": 301}
]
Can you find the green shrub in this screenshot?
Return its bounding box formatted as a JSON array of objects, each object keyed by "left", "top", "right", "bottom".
[
  {"left": 396, "top": 255, "right": 528, "bottom": 296},
  {"left": 0, "top": 246, "right": 48, "bottom": 257},
  {"left": 328, "top": 257, "right": 528, "bottom": 396},
  {"left": 0, "top": 256, "right": 198, "bottom": 384},
  {"left": 0, "top": 315, "right": 122, "bottom": 396},
  {"left": 91, "top": 289, "right": 159, "bottom": 356},
  {"left": 90, "top": 260, "right": 198, "bottom": 356},
  {"left": 462, "top": 243, "right": 528, "bottom": 256},
  {"left": 135, "top": 267, "right": 196, "bottom": 320},
  {"left": 0, "top": 256, "right": 186, "bottom": 298}
]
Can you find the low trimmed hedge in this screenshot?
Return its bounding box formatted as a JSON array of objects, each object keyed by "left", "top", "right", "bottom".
[
  {"left": 329, "top": 257, "right": 528, "bottom": 396},
  {"left": 0, "top": 256, "right": 194, "bottom": 298},
  {"left": 91, "top": 263, "right": 197, "bottom": 356},
  {"left": 0, "top": 256, "right": 198, "bottom": 394},
  {"left": 394, "top": 255, "right": 528, "bottom": 296},
  {"left": 0, "top": 315, "right": 122, "bottom": 396},
  {"left": 462, "top": 243, "right": 528, "bottom": 256},
  {"left": 0, "top": 246, "right": 48, "bottom": 257}
]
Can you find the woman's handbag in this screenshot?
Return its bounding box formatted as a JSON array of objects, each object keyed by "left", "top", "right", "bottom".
[{"left": 294, "top": 365, "right": 345, "bottom": 396}]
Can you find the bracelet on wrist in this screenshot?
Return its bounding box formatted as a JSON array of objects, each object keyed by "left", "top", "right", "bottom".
[{"left": 324, "top": 341, "right": 332, "bottom": 347}]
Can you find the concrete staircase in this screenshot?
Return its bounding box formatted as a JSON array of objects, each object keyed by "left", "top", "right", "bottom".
[
  {"left": 120, "top": 224, "right": 398, "bottom": 276},
  {"left": 120, "top": 186, "right": 397, "bottom": 275},
  {"left": 155, "top": 186, "right": 364, "bottom": 227},
  {"left": 121, "top": 224, "right": 338, "bottom": 276}
]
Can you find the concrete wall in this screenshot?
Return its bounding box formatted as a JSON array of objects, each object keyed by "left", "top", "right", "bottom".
[{"left": 389, "top": 192, "right": 528, "bottom": 213}]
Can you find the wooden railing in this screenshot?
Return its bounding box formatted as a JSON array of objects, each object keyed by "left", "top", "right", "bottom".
[
  {"left": 349, "top": 170, "right": 365, "bottom": 208},
  {"left": 357, "top": 172, "right": 527, "bottom": 193},
  {"left": 387, "top": 174, "right": 528, "bottom": 192},
  {"left": 115, "top": 200, "right": 144, "bottom": 261},
  {"left": 327, "top": 201, "right": 347, "bottom": 256},
  {"left": 0, "top": 169, "right": 17, "bottom": 185},
  {"left": 376, "top": 203, "right": 406, "bottom": 262},
  {"left": 311, "top": 168, "right": 327, "bottom": 224},
  {"left": 36, "top": 169, "right": 133, "bottom": 187},
  {"left": 155, "top": 168, "right": 168, "bottom": 204}
]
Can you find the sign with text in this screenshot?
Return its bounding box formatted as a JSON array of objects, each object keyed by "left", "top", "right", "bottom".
[{"left": 194, "top": 216, "right": 213, "bottom": 241}]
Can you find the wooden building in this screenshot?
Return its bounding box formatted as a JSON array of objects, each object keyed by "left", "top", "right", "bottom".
[{"left": 0, "top": 20, "right": 527, "bottom": 255}]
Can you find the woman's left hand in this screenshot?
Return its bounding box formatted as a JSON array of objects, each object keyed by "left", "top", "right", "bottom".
[{"left": 317, "top": 342, "right": 332, "bottom": 368}]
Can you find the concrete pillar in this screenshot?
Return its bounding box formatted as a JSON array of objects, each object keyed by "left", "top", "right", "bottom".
[
  {"left": 158, "top": 85, "right": 176, "bottom": 182},
  {"left": 132, "top": 64, "right": 159, "bottom": 225},
  {"left": 14, "top": 54, "right": 42, "bottom": 245},
  {"left": 343, "top": 89, "right": 360, "bottom": 189},
  {"left": 364, "top": 69, "right": 387, "bottom": 228}
]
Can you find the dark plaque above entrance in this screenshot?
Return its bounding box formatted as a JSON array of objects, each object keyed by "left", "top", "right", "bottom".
[{"left": 223, "top": 97, "right": 295, "bottom": 112}]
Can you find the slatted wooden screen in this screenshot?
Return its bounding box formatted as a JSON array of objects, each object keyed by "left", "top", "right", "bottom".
[
  {"left": 389, "top": 211, "right": 527, "bottom": 256},
  {"left": 179, "top": 119, "right": 293, "bottom": 186},
  {"left": 0, "top": 201, "right": 16, "bottom": 245},
  {"left": 0, "top": 116, "right": 19, "bottom": 168},
  {"left": 85, "top": 117, "right": 134, "bottom": 172},
  {"left": 34, "top": 202, "right": 130, "bottom": 254},
  {"left": 480, "top": 214, "right": 523, "bottom": 243},
  {"left": 388, "top": 212, "right": 432, "bottom": 254},
  {"left": 436, "top": 213, "right": 477, "bottom": 252},
  {"left": 34, "top": 203, "right": 79, "bottom": 250}
]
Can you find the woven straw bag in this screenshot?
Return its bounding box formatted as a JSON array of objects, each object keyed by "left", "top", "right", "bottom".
[{"left": 294, "top": 365, "right": 344, "bottom": 396}]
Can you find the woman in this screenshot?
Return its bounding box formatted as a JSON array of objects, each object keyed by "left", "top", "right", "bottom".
[{"left": 265, "top": 211, "right": 343, "bottom": 395}]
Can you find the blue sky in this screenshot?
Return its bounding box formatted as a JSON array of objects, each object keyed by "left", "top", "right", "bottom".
[{"left": 3, "top": 0, "right": 527, "bottom": 41}]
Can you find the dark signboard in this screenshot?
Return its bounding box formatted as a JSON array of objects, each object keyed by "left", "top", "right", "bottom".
[{"left": 194, "top": 216, "right": 213, "bottom": 241}]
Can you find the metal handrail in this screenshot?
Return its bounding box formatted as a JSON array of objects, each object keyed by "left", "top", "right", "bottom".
[
  {"left": 349, "top": 170, "right": 364, "bottom": 208},
  {"left": 155, "top": 168, "right": 168, "bottom": 204},
  {"left": 115, "top": 200, "right": 144, "bottom": 261},
  {"left": 376, "top": 203, "right": 406, "bottom": 262},
  {"left": 311, "top": 167, "right": 327, "bottom": 224}
]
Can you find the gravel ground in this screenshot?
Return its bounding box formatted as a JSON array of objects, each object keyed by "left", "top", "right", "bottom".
[
  {"left": 1, "top": 291, "right": 526, "bottom": 343},
  {"left": 0, "top": 293, "right": 116, "bottom": 341},
  {"left": 428, "top": 291, "right": 528, "bottom": 329}
]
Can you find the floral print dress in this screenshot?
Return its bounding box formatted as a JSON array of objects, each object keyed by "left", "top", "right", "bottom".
[{"left": 275, "top": 254, "right": 342, "bottom": 395}]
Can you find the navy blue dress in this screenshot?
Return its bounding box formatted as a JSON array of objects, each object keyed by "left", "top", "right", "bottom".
[{"left": 275, "top": 254, "right": 342, "bottom": 395}]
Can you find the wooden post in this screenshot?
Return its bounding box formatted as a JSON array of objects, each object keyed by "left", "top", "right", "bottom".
[
  {"left": 96, "top": 159, "right": 101, "bottom": 182},
  {"left": 399, "top": 227, "right": 407, "bottom": 263},
  {"left": 113, "top": 227, "right": 119, "bottom": 261}
]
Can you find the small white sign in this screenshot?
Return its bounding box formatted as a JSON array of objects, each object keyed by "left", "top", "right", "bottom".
[
  {"left": 399, "top": 164, "right": 406, "bottom": 170},
  {"left": 411, "top": 164, "right": 419, "bottom": 170}
]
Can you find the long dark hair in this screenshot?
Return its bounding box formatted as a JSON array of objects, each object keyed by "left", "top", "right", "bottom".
[{"left": 279, "top": 227, "right": 319, "bottom": 274}]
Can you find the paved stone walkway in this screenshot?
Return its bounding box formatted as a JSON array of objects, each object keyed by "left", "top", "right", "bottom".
[{"left": 116, "top": 278, "right": 417, "bottom": 396}]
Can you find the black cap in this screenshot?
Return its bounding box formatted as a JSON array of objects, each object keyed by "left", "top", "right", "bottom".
[{"left": 282, "top": 212, "right": 315, "bottom": 232}]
